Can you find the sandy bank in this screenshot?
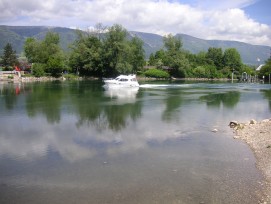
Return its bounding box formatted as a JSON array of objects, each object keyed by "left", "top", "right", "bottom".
[{"left": 232, "top": 119, "right": 271, "bottom": 204}]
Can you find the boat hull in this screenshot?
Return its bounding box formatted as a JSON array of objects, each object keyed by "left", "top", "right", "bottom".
[
  {"left": 103, "top": 81, "right": 139, "bottom": 88},
  {"left": 103, "top": 75, "right": 139, "bottom": 88}
]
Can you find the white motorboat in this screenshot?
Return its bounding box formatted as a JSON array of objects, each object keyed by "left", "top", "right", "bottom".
[{"left": 103, "top": 74, "right": 139, "bottom": 87}]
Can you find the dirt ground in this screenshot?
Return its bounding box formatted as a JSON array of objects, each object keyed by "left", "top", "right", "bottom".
[{"left": 232, "top": 119, "right": 271, "bottom": 204}]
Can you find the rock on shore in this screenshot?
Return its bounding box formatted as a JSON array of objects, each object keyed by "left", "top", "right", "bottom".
[{"left": 230, "top": 119, "right": 271, "bottom": 204}]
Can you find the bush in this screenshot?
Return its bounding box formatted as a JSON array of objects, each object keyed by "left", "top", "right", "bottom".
[
  {"left": 144, "top": 68, "right": 170, "bottom": 79},
  {"left": 3, "top": 66, "right": 13, "bottom": 71},
  {"left": 22, "top": 73, "right": 33, "bottom": 77},
  {"left": 64, "top": 73, "right": 79, "bottom": 80},
  {"left": 32, "top": 63, "right": 45, "bottom": 77},
  {"left": 193, "top": 65, "right": 220, "bottom": 78}
]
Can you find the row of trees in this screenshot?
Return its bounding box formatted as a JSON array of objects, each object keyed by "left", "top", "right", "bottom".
[
  {"left": 148, "top": 34, "right": 255, "bottom": 79},
  {"left": 69, "top": 24, "right": 145, "bottom": 77},
  {"left": 1, "top": 23, "right": 271, "bottom": 79},
  {"left": 23, "top": 24, "right": 145, "bottom": 77}
]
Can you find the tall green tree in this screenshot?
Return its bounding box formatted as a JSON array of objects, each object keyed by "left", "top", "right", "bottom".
[
  {"left": 148, "top": 53, "right": 156, "bottom": 66},
  {"left": 154, "top": 49, "right": 166, "bottom": 68},
  {"left": 163, "top": 34, "right": 182, "bottom": 53},
  {"left": 69, "top": 31, "right": 103, "bottom": 76},
  {"left": 223, "top": 48, "right": 242, "bottom": 73},
  {"left": 69, "top": 24, "right": 145, "bottom": 77},
  {"left": 162, "top": 34, "right": 190, "bottom": 77},
  {"left": 24, "top": 38, "right": 39, "bottom": 63},
  {"left": 69, "top": 30, "right": 88, "bottom": 75},
  {"left": 24, "top": 32, "right": 65, "bottom": 77},
  {"left": 258, "top": 58, "right": 271, "bottom": 80},
  {"left": 101, "top": 24, "right": 145, "bottom": 76},
  {"left": 103, "top": 24, "right": 128, "bottom": 76},
  {"left": 1, "top": 43, "right": 18, "bottom": 70},
  {"left": 91, "top": 23, "right": 107, "bottom": 40},
  {"left": 129, "top": 37, "right": 145, "bottom": 73},
  {"left": 206, "top": 47, "right": 223, "bottom": 69}
]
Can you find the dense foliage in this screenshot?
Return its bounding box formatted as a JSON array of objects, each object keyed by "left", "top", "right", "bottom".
[
  {"left": 149, "top": 34, "right": 247, "bottom": 79},
  {"left": 258, "top": 58, "right": 271, "bottom": 80},
  {"left": 24, "top": 32, "right": 65, "bottom": 77},
  {"left": 1, "top": 43, "right": 18, "bottom": 70},
  {"left": 69, "top": 24, "right": 145, "bottom": 77},
  {"left": 144, "top": 68, "right": 170, "bottom": 78}
]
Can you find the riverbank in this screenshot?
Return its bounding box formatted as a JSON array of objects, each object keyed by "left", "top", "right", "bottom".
[
  {"left": 137, "top": 76, "right": 233, "bottom": 81},
  {"left": 232, "top": 119, "right": 271, "bottom": 204},
  {"left": 0, "top": 75, "right": 84, "bottom": 83},
  {"left": 1, "top": 75, "right": 233, "bottom": 84}
]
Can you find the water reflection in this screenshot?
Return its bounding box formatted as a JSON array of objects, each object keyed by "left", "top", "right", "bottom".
[
  {"left": 26, "top": 82, "right": 63, "bottom": 124},
  {"left": 0, "top": 82, "right": 271, "bottom": 163},
  {"left": 1, "top": 81, "right": 271, "bottom": 204},
  {"left": 104, "top": 86, "right": 139, "bottom": 104},
  {"left": 199, "top": 91, "right": 240, "bottom": 108},
  {"left": 0, "top": 83, "right": 19, "bottom": 110},
  {"left": 162, "top": 89, "right": 183, "bottom": 122},
  {"left": 261, "top": 89, "right": 271, "bottom": 111},
  {"left": 73, "top": 84, "right": 142, "bottom": 131}
]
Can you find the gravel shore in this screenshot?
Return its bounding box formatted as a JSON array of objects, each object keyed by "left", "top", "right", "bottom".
[{"left": 232, "top": 119, "right": 271, "bottom": 204}]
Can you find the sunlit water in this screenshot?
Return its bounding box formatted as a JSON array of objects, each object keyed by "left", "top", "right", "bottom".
[{"left": 0, "top": 80, "right": 271, "bottom": 204}]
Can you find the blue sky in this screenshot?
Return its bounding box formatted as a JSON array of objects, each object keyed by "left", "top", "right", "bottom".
[
  {"left": 0, "top": 0, "right": 270, "bottom": 46},
  {"left": 243, "top": 0, "right": 271, "bottom": 25}
]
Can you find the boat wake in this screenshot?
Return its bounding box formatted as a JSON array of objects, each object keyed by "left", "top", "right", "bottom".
[{"left": 139, "top": 84, "right": 193, "bottom": 89}]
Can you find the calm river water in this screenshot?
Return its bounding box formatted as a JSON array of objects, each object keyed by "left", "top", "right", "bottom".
[{"left": 0, "top": 80, "right": 271, "bottom": 204}]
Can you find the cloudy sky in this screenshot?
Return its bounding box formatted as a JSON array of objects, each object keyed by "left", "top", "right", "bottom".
[{"left": 0, "top": 0, "right": 271, "bottom": 46}]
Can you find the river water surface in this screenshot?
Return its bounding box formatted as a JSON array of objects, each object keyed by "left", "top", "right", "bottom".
[{"left": 0, "top": 80, "right": 271, "bottom": 204}]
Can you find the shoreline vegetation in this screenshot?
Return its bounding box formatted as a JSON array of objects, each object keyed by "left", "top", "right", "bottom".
[
  {"left": 230, "top": 119, "right": 271, "bottom": 204},
  {"left": 0, "top": 74, "right": 235, "bottom": 83}
]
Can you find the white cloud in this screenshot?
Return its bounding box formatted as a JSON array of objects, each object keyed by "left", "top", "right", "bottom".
[
  {"left": 0, "top": 0, "right": 270, "bottom": 46},
  {"left": 201, "top": 8, "right": 271, "bottom": 45}
]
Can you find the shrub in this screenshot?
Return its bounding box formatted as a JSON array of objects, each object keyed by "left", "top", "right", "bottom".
[
  {"left": 32, "top": 63, "right": 45, "bottom": 77},
  {"left": 64, "top": 73, "right": 79, "bottom": 80},
  {"left": 3, "top": 66, "right": 13, "bottom": 71},
  {"left": 22, "top": 73, "right": 33, "bottom": 77},
  {"left": 144, "top": 68, "right": 170, "bottom": 79}
]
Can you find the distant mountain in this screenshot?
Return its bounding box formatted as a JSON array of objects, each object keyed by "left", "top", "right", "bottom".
[
  {"left": 0, "top": 25, "right": 78, "bottom": 56},
  {"left": 0, "top": 25, "right": 270, "bottom": 65}
]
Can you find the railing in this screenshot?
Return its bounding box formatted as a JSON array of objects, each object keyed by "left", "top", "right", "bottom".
[
  {"left": 0, "top": 71, "right": 17, "bottom": 75},
  {"left": 0, "top": 71, "right": 21, "bottom": 78}
]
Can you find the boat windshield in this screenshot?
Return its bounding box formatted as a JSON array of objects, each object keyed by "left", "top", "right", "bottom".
[{"left": 114, "top": 75, "right": 137, "bottom": 82}]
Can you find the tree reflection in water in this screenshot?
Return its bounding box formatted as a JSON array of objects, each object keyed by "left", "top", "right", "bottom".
[
  {"left": 200, "top": 91, "right": 240, "bottom": 108},
  {"left": 71, "top": 83, "right": 142, "bottom": 131},
  {"left": 261, "top": 89, "right": 271, "bottom": 111},
  {"left": 26, "top": 81, "right": 63, "bottom": 124}
]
